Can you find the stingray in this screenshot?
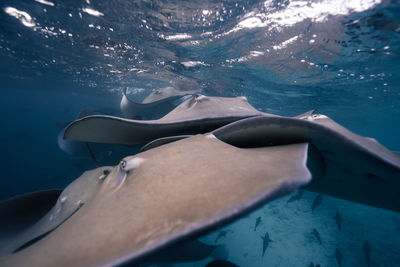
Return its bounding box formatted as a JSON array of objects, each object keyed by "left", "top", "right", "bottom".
[
  {"left": 142, "top": 114, "right": 400, "bottom": 211},
  {"left": 120, "top": 87, "right": 196, "bottom": 120},
  {"left": 0, "top": 167, "right": 112, "bottom": 256},
  {"left": 58, "top": 108, "right": 141, "bottom": 165},
  {"left": 0, "top": 134, "right": 311, "bottom": 266},
  {"left": 210, "top": 115, "right": 400, "bottom": 211},
  {"left": 57, "top": 108, "right": 106, "bottom": 160},
  {"left": 0, "top": 190, "right": 61, "bottom": 255},
  {"left": 64, "top": 94, "right": 282, "bottom": 145}
]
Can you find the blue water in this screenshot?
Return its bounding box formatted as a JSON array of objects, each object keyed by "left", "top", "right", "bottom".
[{"left": 0, "top": 0, "right": 399, "bottom": 266}]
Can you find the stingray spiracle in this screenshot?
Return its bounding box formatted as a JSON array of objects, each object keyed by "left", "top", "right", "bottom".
[{"left": 114, "top": 157, "right": 145, "bottom": 189}]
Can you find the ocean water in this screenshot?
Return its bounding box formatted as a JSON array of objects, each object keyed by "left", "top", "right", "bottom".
[{"left": 0, "top": 0, "right": 399, "bottom": 266}]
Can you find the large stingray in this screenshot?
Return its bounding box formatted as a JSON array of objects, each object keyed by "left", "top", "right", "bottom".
[
  {"left": 59, "top": 89, "right": 195, "bottom": 158},
  {"left": 0, "top": 134, "right": 311, "bottom": 266},
  {"left": 64, "top": 94, "right": 278, "bottom": 145},
  {"left": 210, "top": 115, "right": 400, "bottom": 211},
  {"left": 141, "top": 114, "right": 400, "bottom": 211},
  {"left": 120, "top": 87, "right": 196, "bottom": 120}
]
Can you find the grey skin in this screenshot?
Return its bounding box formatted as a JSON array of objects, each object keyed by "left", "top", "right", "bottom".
[
  {"left": 335, "top": 248, "right": 342, "bottom": 267},
  {"left": 68, "top": 101, "right": 400, "bottom": 211},
  {"left": 211, "top": 115, "right": 400, "bottom": 212},
  {"left": 261, "top": 232, "right": 273, "bottom": 257},
  {"left": 140, "top": 110, "right": 314, "bottom": 152},
  {"left": 120, "top": 87, "right": 195, "bottom": 120},
  {"left": 333, "top": 212, "right": 343, "bottom": 231},
  {"left": 0, "top": 135, "right": 310, "bottom": 267},
  {"left": 65, "top": 95, "right": 274, "bottom": 145},
  {"left": 364, "top": 240, "right": 371, "bottom": 267},
  {"left": 312, "top": 194, "right": 323, "bottom": 213},
  {"left": 287, "top": 190, "right": 304, "bottom": 203},
  {"left": 254, "top": 216, "right": 262, "bottom": 231},
  {"left": 144, "top": 113, "right": 400, "bottom": 211},
  {"left": 312, "top": 228, "right": 322, "bottom": 245}
]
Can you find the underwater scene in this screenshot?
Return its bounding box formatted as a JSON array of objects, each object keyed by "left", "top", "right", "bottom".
[{"left": 0, "top": 0, "right": 400, "bottom": 266}]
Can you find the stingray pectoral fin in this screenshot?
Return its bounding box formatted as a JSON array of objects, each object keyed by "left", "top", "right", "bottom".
[
  {"left": 0, "top": 190, "right": 62, "bottom": 234},
  {"left": 1, "top": 135, "right": 311, "bottom": 267},
  {"left": 213, "top": 115, "right": 400, "bottom": 211},
  {"left": 305, "top": 159, "right": 400, "bottom": 211},
  {"left": 67, "top": 95, "right": 273, "bottom": 145},
  {"left": 0, "top": 190, "right": 61, "bottom": 255},
  {"left": 393, "top": 151, "right": 400, "bottom": 159},
  {"left": 57, "top": 128, "right": 92, "bottom": 158},
  {"left": 64, "top": 115, "right": 165, "bottom": 145},
  {"left": 141, "top": 135, "right": 194, "bottom": 151},
  {"left": 63, "top": 115, "right": 251, "bottom": 145},
  {"left": 120, "top": 88, "right": 192, "bottom": 120},
  {"left": 120, "top": 88, "right": 148, "bottom": 119},
  {"left": 0, "top": 167, "right": 112, "bottom": 257},
  {"left": 63, "top": 115, "right": 201, "bottom": 145}
]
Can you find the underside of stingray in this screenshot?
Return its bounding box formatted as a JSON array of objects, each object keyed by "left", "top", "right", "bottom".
[{"left": 1, "top": 94, "right": 399, "bottom": 266}]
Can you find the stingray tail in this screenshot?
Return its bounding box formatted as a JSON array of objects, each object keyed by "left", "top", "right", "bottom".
[{"left": 85, "top": 142, "right": 99, "bottom": 167}]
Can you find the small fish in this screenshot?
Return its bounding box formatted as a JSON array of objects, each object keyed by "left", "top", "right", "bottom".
[
  {"left": 335, "top": 248, "right": 342, "bottom": 267},
  {"left": 364, "top": 240, "right": 370, "bottom": 267},
  {"left": 312, "top": 194, "right": 323, "bottom": 212},
  {"left": 261, "top": 232, "right": 273, "bottom": 257},
  {"left": 215, "top": 230, "right": 228, "bottom": 243},
  {"left": 287, "top": 190, "right": 304, "bottom": 203},
  {"left": 333, "top": 212, "right": 343, "bottom": 231},
  {"left": 312, "top": 228, "right": 322, "bottom": 245},
  {"left": 254, "top": 216, "right": 262, "bottom": 231}
]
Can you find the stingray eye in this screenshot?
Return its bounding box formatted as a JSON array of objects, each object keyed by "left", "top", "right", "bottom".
[{"left": 120, "top": 160, "right": 127, "bottom": 170}]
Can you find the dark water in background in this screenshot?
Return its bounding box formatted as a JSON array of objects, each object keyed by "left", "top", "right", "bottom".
[{"left": 0, "top": 0, "right": 399, "bottom": 266}]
